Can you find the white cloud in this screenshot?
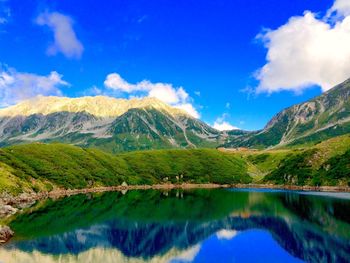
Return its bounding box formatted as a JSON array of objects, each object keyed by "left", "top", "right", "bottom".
[
  {"left": 104, "top": 73, "right": 139, "bottom": 93},
  {"left": 0, "top": 67, "right": 69, "bottom": 107},
  {"left": 329, "top": 0, "right": 350, "bottom": 17},
  {"left": 213, "top": 121, "right": 238, "bottom": 131},
  {"left": 36, "top": 12, "right": 83, "bottom": 59},
  {"left": 256, "top": 1, "right": 350, "bottom": 93},
  {"left": 212, "top": 113, "right": 239, "bottom": 131},
  {"left": 104, "top": 73, "right": 200, "bottom": 118},
  {"left": 148, "top": 84, "right": 188, "bottom": 104},
  {"left": 175, "top": 103, "right": 200, "bottom": 118}
]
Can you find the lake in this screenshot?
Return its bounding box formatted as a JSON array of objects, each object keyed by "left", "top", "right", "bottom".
[{"left": 0, "top": 188, "right": 350, "bottom": 263}]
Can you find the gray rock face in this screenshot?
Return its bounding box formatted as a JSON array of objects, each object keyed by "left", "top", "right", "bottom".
[
  {"left": 0, "top": 96, "right": 222, "bottom": 152},
  {"left": 0, "top": 205, "right": 18, "bottom": 218}
]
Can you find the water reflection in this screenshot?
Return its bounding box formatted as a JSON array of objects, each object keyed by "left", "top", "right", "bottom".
[{"left": 0, "top": 189, "right": 350, "bottom": 263}]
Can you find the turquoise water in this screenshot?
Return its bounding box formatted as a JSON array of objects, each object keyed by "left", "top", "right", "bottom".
[{"left": 0, "top": 188, "right": 349, "bottom": 262}]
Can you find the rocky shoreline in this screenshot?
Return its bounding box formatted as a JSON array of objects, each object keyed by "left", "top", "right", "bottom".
[{"left": 0, "top": 183, "right": 349, "bottom": 244}]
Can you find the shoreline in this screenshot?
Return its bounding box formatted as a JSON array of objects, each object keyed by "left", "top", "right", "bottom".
[{"left": 1, "top": 183, "right": 350, "bottom": 206}]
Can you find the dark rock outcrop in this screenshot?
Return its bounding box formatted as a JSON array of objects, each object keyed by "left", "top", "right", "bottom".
[{"left": 0, "top": 225, "right": 13, "bottom": 243}]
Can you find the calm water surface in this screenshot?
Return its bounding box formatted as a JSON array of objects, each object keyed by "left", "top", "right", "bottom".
[{"left": 1, "top": 188, "right": 350, "bottom": 263}]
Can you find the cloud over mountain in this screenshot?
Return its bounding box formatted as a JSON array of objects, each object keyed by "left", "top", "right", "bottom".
[
  {"left": 212, "top": 113, "right": 238, "bottom": 131},
  {"left": 256, "top": 0, "right": 350, "bottom": 93},
  {"left": 0, "top": 67, "right": 68, "bottom": 107},
  {"left": 104, "top": 73, "right": 200, "bottom": 118}
]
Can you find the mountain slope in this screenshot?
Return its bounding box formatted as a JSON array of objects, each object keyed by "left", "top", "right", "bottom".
[
  {"left": 1, "top": 135, "right": 349, "bottom": 195},
  {"left": 231, "top": 134, "right": 350, "bottom": 186},
  {"left": 224, "top": 78, "right": 350, "bottom": 148},
  {"left": 0, "top": 143, "right": 251, "bottom": 194},
  {"left": 0, "top": 96, "right": 221, "bottom": 152}
]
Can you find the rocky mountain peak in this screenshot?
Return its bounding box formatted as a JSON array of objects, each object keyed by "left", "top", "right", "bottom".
[{"left": 0, "top": 96, "right": 189, "bottom": 118}]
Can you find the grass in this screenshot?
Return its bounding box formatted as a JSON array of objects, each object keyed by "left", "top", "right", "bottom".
[
  {"left": 261, "top": 135, "right": 350, "bottom": 186},
  {"left": 0, "top": 143, "right": 251, "bottom": 194},
  {"left": 220, "top": 134, "right": 350, "bottom": 186},
  {"left": 0, "top": 134, "right": 349, "bottom": 195}
]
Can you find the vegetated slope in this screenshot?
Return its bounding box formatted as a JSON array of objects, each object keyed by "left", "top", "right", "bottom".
[
  {"left": 257, "top": 135, "right": 350, "bottom": 186},
  {"left": 0, "top": 135, "right": 349, "bottom": 195},
  {"left": 0, "top": 143, "right": 251, "bottom": 194},
  {"left": 0, "top": 96, "right": 221, "bottom": 152},
  {"left": 224, "top": 78, "right": 350, "bottom": 149},
  {"left": 218, "top": 134, "right": 350, "bottom": 186}
]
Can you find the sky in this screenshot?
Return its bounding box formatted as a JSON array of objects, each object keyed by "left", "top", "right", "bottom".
[{"left": 1, "top": 0, "right": 350, "bottom": 131}]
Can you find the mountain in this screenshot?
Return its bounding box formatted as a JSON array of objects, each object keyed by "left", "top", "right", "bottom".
[
  {"left": 224, "top": 78, "right": 350, "bottom": 148},
  {"left": 2, "top": 78, "right": 350, "bottom": 152},
  {"left": 0, "top": 96, "right": 221, "bottom": 152}
]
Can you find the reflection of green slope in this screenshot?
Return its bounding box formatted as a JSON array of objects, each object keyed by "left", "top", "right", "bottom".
[
  {"left": 5, "top": 189, "right": 350, "bottom": 263},
  {"left": 9, "top": 189, "right": 350, "bottom": 242},
  {"left": 9, "top": 189, "right": 250, "bottom": 239},
  {"left": 280, "top": 193, "right": 350, "bottom": 239},
  {"left": 235, "top": 190, "right": 350, "bottom": 239}
]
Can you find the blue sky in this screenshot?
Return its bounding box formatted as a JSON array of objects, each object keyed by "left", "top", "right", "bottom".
[{"left": 1, "top": 0, "right": 350, "bottom": 130}]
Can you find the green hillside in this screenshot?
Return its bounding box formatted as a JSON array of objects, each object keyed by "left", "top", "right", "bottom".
[
  {"left": 0, "top": 143, "right": 251, "bottom": 194},
  {"left": 261, "top": 135, "right": 350, "bottom": 186},
  {"left": 0, "top": 135, "right": 349, "bottom": 195},
  {"left": 219, "top": 134, "right": 350, "bottom": 187}
]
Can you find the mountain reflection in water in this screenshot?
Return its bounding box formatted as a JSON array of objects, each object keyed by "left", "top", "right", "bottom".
[{"left": 0, "top": 189, "right": 350, "bottom": 263}]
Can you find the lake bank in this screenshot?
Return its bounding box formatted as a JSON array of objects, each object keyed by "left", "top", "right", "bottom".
[
  {"left": 2, "top": 183, "right": 350, "bottom": 208},
  {"left": 1, "top": 183, "right": 350, "bottom": 219}
]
